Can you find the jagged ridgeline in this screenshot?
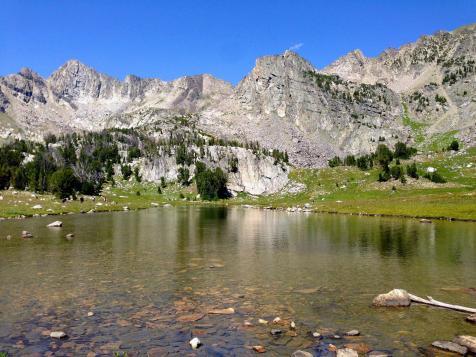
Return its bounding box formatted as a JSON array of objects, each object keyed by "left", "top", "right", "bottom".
[
  {"left": 0, "top": 119, "right": 290, "bottom": 198},
  {"left": 0, "top": 23, "right": 475, "bottom": 169}
]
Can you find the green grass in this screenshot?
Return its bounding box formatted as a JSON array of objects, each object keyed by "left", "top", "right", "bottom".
[
  {"left": 423, "top": 130, "right": 459, "bottom": 152},
  {"left": 402, "top": 110, "right": 428, "bottom": 145},
  {"left": 1, "top": 148, "right": 475, "bottom": 221}
]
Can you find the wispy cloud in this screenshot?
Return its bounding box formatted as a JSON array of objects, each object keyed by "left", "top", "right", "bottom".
[{"left": 288, "top": 43, "right": 304, "bottom": 51}]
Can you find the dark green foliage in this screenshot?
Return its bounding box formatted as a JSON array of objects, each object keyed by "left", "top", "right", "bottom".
[
  {"left": 328, "top": 156, "right": 342, "bottom": 168},
  {"left": 271, "top": 149, "right": 289, "bottom": 165},
  {"left": 424, "top": 171, "right": 446, "bottom": 183},
  {"left": 177, "top": 167, "right": 190, "bottom": 186},
  {"left": 406, "top": 162, "right": 419, "bottom": 179},
  {"left": 228, "top": 155, "right": 239, "bottom": 173},
  {"left": 305, "top": 71, "right": 343, "bottom": 91},
  {"left": 390, "top": 165, "right": 403, "bottom": 179},
  {"left": 448, "top": 139, "right": 459, "bottom": 151},
  {"left": 356, "top": 155, "right": 373, "bottom": 170},
  {"left": 378, "top": 170, "right": 391, "bottom": 182},
  {"left": 435, "top": 94, "right": 447, "bottom": 105},
  {"left": 394, "top": 142, "right": 411, "bottom": 159},
  {"left": 12, "top": 167, "right": 28, "bottom": 190},
  {"left": 121, "top": 165, "right": 132, "bottom": 180},
  {"left": 400, "top": 175, "right": 407, "bottom": 184},
  {"left": 49, "top": 167, "right": 78, "bottom": 199},
  {"left": 344, "top": 155, "right": 356, "bottom": 166},
  {"left": 133, "top": 167, "right": 141, "bottom": 182},
  {"left": 127, "top": 147, "right": 141, "bottom": 162},
  {"left": 160, "top": 176, "right": 167, "bottom": 188},
  {"left": 375, "top": 144, "right": 393, "bottom": 167},
  {"left": 0, "top": 166, "right": 10, "bottom": 190},
  {"left": 195, "top": 162, "right": 228, "bottom": 200},
  {"left": 157, "top": 186, "right": 162, "bottom": 194},
  {"left": 175, "top": 144, "right": 194, "bottom": 166}
]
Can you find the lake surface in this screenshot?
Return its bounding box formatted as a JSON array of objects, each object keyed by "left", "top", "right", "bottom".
[{"left": 1, "top": 207, "right": 475, "bottom": 356}]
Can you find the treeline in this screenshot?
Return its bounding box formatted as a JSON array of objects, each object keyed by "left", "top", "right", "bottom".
[
  {"left": 0, "top": 131, "right": 121, "bottom": 198},
  {"left": 327, "top": 141, "right": 446, "bottom": 183}
]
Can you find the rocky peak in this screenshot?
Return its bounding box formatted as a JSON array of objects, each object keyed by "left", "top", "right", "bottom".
[{"left": 48, "top": 59, "right": 121, "bottom": 101}]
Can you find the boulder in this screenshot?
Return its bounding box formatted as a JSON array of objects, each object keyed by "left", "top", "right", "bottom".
[
  {"left": 336, "top": 348, "right": 358, "bottom": 357},
  {"left": 291, "top": 351, "right": 313, "bottom": 357},
  {"left": 189, "top": 337, "right": 201, "bottom": 349},
  {"left": 252, "top": 346, "right": 266, "bottom": 353},
  {"left": 32, "top": 204, "right": 42, "bottom": 209},
  {"left": 372, "top": 289, "right": 411, "bottom": 307},
  {"left": 47, "top": 221, "right": 63, "bottom": 227},
  {"left": 431, "top": 340, "right": 468, "bottom": 355},
  {"left": 453, "top": 335, "right": 476, "bottom": 353}
]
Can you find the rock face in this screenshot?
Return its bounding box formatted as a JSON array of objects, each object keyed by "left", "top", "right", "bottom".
[
  {"left": 372, "top": 289, "right": 411, "bottom": 307},
  {"left": 1, "top": 24, "right": 475, "bottom": 166},
  {"left": 453, "top": 335, "right": 476, "bottom": 353},
  {"left": 336, "top": 348, "right": 358, "bottom": 357}
]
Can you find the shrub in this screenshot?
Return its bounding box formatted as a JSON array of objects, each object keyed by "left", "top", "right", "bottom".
[
  {"left": 49, "top": 167, "right": 78, "bottom": 199},
  {"left": 228, "top": 156, "right": 239, "bottom": 173},
  {"left": 406, "top": 162, "right": 419, "bottom": 179},
  {"left": 12, "top": 167, "right": 28, "bottom": 190},
  {"left": 394, "top": 142, "right": 410, "bottom": 159},
  {"left": 328, "top": 156, "right": 342, "bottom": 167},
  {"left": 160, "top": 176, "right": 167, "bottom": 188},
  {"left": 121, "top": 165, "right": 132, "bottom": 180},
  {"left": 133, "top": 167, "right": 142, "bottom": 182},
  {"left": 448, "top": 140, "right": 459, "bottom": 151},
  {"left": 195, "top": 163, "right": 228, "bottom": 200},
  {"left": 178, "top": 167, "right": 190, "bottom": 186},
  {"left": 0, "top": 166, "right": 10, "bottom": 190},
  {"left": 344, "top": 155, "right": 356, "bottom": 166},
  {"left": 390, "top": 165, "right": 402, "bottom": 180},
  {"left": 375, "top": 144, "right": 393, "bottom": 167},
  {"left": 127, "top": 147, "right": 141, "bottom": 161},
  {"left": 424, "top": 172, "right": 446, "bottom": 183}
]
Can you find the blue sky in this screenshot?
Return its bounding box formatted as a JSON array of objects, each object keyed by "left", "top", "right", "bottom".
[{"left": 1, "top": 0, "right": 475, "bottom": 84}]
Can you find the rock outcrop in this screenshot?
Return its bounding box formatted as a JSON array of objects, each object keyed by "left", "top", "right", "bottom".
[{"left": 0, "top": 23, "right": 475, "bottom": 167}]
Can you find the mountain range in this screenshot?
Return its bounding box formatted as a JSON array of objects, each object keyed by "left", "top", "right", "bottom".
[{"left": 1, "top": 23, "right": 475, "bottom": 167}]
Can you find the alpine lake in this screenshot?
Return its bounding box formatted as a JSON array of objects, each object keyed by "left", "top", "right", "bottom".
[{"left": 1, "top": 206, "right": 475, "bottom": 356}]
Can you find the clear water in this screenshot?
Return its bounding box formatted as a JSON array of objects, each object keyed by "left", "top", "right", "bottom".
[{"left": 0, "top": 207, "right": 475, "bottom": 356}]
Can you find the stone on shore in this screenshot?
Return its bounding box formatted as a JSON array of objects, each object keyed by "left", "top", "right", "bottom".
[
  {"left": 291, "top": 351, "right": 313, "bottom": 357},
  {"left": 47, "top": 221, "right": 63, "bottom": 227},
  {"left": 336, "top": 348, "right": 358, "bottom": 357},
  {"left": 372, "top": 289, "right": 411, "bottom": 307},
  {"left": 453, "top": 335, "right": 476, "bottom": 353},
  {"left": 431, "top": 340, "right": 468, "bottom": 355},
  {"left": 50, "top": 331, "right": 67, "bottom": 339}
]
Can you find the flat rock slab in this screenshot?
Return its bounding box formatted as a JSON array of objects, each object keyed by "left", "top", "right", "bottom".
[
  {"left": 208, "top": 308, "right": 235, "bottom": 315},
  {"left": 50, "top": 331, "right": 67, "bottom": 339},
  {"left": 432, "top": 340, "right": 468, "bottom": 355},
  {"left": 373, "top": 289, "right": 411, "bottom": 307},
  {"left": 453, "top": 335, "right": 476, "bottom": 353}
]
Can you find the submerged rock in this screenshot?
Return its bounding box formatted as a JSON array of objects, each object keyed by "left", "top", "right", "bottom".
[
  {"left": 372, "top": 289, "right": 411, "bottom": 307},
  {"left": 453, "top": 335, "right": 476, "bottom": 353},
  {"left": 467, "top": 314, "right": 476, "bottom": 324},
  {"left": 189, "top": 337, "right": 201, "bottom": 349},
  {"left": 367, "top": 352, "right": 391, "bottom": 357},
  {"left": 47, "top": 221, "right": 63, "bottom": 227},
  {"left": 66, "top": 233, "right": 75, "bottom": 239},
  {"left": 252, "top": 345, "right": 266, "bottom": 353},
  {"left": 208, "top": 307, "right": 235, "bottom": 315},
  {"left": 345, "top": 329, "right": 360, "bottom": 336},
  {"left": 336, "top": 348, "right": 358, "bottom": 357},
  {"left": 270, "top": 329, "right": 282, "bottom": 336},
  {"left": 21, "top": 230, "right": 33, "bottom": 238},
  {"left": 50, "top": 331, "right": 67, "bottom": 339},
  {"left": 431, "top": 340, "right": 468, "bottom": 355}
]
